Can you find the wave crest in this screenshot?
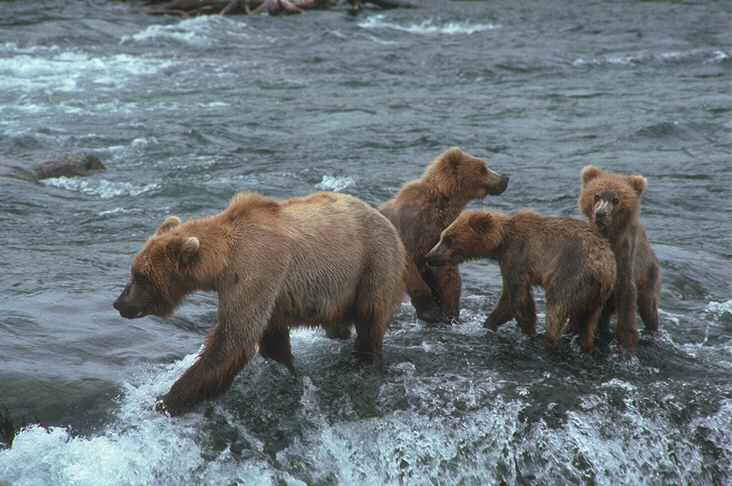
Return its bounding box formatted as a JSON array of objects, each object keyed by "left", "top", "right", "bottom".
[{"left": 359, "top": 15, "right": 499, "bottom": 35}]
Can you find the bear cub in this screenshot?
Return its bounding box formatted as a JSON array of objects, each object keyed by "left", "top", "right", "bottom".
[
  {"left": 578, "top": 166, "right": 661, "bottom": 353},
  {"left": 379, "top": 147, "right": 508, "bottom": 324},
  {"left": 426, "top": 210, "right": 616, "bottom": 353},
  {"left": 114, "top": 191, "right": 406, "bottom": 416}
]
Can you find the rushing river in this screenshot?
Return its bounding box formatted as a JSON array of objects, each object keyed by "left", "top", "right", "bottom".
[{"left": 0, "top": 1, "right": 730, "bottom": 484}]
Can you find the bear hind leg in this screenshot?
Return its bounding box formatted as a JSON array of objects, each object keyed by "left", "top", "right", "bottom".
[
  {"left": 571, "top": 305, "right": 603, "bottom": 354},
  {"left": 543, "top": 299, "right": 568, "bottom": 349},
  {"left": 352, "top": 302, "right": 387, "bottom": 366},
  {"left": 597, "top": 295, "right": 616, "bottom": 333},
  {"left": 509, "top": 283, "right": 537, "bottom": 336},
  {"left": 637, "top": 266, "right": 661, "bottom": 332}
]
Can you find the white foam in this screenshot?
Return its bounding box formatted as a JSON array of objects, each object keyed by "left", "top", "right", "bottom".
[
  {"left": 98, "top": 207, "right": 130, "bottom": 216},
  {"left": 708, "top": 50, "right": 730, "bottom": 63},
  {"left": 359, "top": 15, "right": 499, "bottom": 35},
  {"left": 1, "top": 349, "right": 729, "bottom": 485},
  {"left": 121, "top": 16, "right": 238, "bottom": 47},
  {"left": 573, "top": 49, "right": 730, "bottom": 68},
  {"left": 704, "top": 299, "right": 732, "bottom": 318},
  {"left": 0, "top": 51, "right": 174, "bottom": 94},
  {"left": 0, "top": 351, "right": 302, "bottom": 486},
  {"left": 41, "top": 177, "right": 159, "bottom": 199},
  {"left": 315, "top": 175, "right": 355, "bottom": 192}
]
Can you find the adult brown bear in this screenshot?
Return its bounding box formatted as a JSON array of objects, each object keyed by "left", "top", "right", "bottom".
[{"left": 114, "top": 191, "right": 406, "bottom": 416}]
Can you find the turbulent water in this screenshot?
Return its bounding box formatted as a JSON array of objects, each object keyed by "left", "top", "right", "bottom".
[{"left": 0, "top": 0, "right": 730, "bottom": 484}]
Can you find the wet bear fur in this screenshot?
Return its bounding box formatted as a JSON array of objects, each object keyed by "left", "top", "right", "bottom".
[
  {"left": 425, "top": 209, "right": 616, "bottom": 353},
  {"left": 114, "top": 191, "right": 406, "bottom": 416},
  {"left": 378, "top": 147, "right": 509, "bottom": 324},
  {"left": 578, "top": 165, "right": 661, "bottom": 353}
]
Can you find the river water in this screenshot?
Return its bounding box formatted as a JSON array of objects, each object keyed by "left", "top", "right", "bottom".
[{"left": 0, "top": 1, "right": 730, "bottom": 484}]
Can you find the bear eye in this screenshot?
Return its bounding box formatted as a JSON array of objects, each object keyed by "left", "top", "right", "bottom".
[
  {"left": 479, "top": 166, "right": 488, "bottom": 176},
  {"left": 593, "top": 194, "right": 601, "bottom": 203},
  {"left": 133, "top": 271, "right": 150, "bottom": 286},
  {"left": 442, "top": 235, "right": 454, "bottom": 247},
  {"left": 612, "top": 197, "right": 619, "bottom": 206}
]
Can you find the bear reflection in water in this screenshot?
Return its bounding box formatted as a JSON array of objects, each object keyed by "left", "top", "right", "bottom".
[{"left": 114, "top": 191, "right": 406, "bottom": 416}]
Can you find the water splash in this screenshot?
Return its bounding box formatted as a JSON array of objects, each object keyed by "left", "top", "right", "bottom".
[
  {"left": 315, "top": 175, "right": 355, "bottom": 192},
  {"left": 42, "top": 177, "right": 159, "bottom": 199}
]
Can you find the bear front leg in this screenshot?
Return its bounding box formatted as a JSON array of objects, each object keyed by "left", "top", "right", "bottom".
[
  {"left": 159, "top": 286, "right": 277, "bottom": 416},
  {"left": 614, "top": 251, "right": 639, "bottom": 353},
  {"left": 484, "top": 287, "right": 513, "bottom": 330},
  {"left": 431, "top": 264, "right": 462, "bottom": 323},
  {"left": 160, "top": 324, "right": 254, "bottom": 416},
  {"left": 405, "top": 260, "right": 442, "bottom": 323}
]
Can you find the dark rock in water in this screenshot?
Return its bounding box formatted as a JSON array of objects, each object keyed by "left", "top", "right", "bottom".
[{"left": 1, "top": 152, "right": 105, "bottom": 182}]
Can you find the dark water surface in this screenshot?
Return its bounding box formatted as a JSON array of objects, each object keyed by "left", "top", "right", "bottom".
[{"left": 0, "top": 1, "right": 730, "bottom": 484}]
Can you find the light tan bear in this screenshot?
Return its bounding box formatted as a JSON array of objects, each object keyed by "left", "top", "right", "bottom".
[
  {"left": 578, "top": 166, "right": 661, "bottom": 353},
  {"left": 114, "top": 192, "right": 406, "bottom": 416},
  {"left": 425, "top": 210, "right": 616, "bottom": 353},
  {"left": 378, "top": 147, "right": 508, "bottom": 324}
]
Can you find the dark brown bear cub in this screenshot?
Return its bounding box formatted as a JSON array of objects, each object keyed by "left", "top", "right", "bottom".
[
  {"left": 114, "top": 192, "right": 406, "bottom": 416},
  {"left": 378, "top": 147, "right": 508, "bottom": 324},
  {"left": 425, "top": 210, "right": 616, "bottom": 353},
  {"left": 578, "top": 166, "right": 661, "bottom": 353}
]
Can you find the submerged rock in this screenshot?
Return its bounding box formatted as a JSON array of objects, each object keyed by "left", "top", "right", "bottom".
[{"left": 1, "top": 152, "right": 106, "bottom": 183}]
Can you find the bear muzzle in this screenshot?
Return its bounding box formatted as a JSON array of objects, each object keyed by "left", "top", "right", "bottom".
[
  {"left": 113, "top": 283, "right": 148, "bottom": 319},
  {"left": 593, "top": 203, "right": 612, "bottom": 228},
  {"left": 424, "top": 249, "right": 448, "bottom": 267},
  {"left": 485, "top": 175, "right": 509, "bottom": 196}
]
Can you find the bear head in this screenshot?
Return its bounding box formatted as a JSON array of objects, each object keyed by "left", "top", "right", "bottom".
[
  {"left": 114, "top": 216, "right": 200, "bottom": 319},
  {"left": 578, "top": 165, "right": 646, "bottom": 237},
  {"left": 423, "top": 147, "right": 509, "bottom": 201},
  {"left": 425, "top": 210, "right": 507, "bottom": 266}
]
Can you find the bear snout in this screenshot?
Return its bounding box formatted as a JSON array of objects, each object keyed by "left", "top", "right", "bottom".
[
  {"left": 113, "top": 284, "right": 147, "bottom": 319},
  {"left": 485, "top": 175, "right": 509, "bottom": 196},
  {"left": 425, "top": 250, "right": 447, "bottom": 267},
  {"left": 594, "top": 208, "right": 608, "bottom": 226}
]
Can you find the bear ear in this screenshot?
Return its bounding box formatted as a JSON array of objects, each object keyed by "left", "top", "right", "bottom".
[
  {"left": 468, "top": 212, "right": 493, "bottom": 233},
  {"left": 627, "top": 175, "right": 647, "bottom": 196},
  {"left": 176, "top": 236, "right": 200, "bottom": 265},
  {"left": 580, "top": 165, "right": 603, "bottom": 185},
  {"left": 440, "top": 147, "right": 465, "bottom": 171},
  {"left": 156, "top": 216, "right": 182, "bottom": 235}
]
